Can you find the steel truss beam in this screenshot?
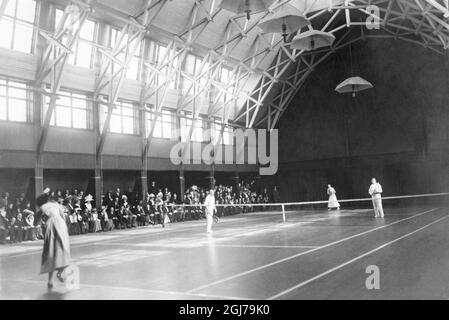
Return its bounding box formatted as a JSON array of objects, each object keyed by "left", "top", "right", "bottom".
[
  {"left": 237, "top": 0, "right": 449, "bottom": 129},
  {"left": 95, "top": 0, "right": 167, "bottom": 155},
  {"left": 36, "top": 1, "right": 91, "bottom": 154}
]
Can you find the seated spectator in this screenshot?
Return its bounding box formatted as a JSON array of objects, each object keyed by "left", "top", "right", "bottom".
[
  {"left": 90, "top": 208, "right": 102, "bottom": 233},
  {"left": 11, "top": 212, "right": 24, "bottom": 243},
  {"left": 23, "top": 206, "right": 38, "bottom": 241},
  {"left": 116, "top": 206, "right": 126, "bottom": 229},
  {"left": 125, "top": 205, "right": 137, "bottom": 228},
  {"left": 70, "top": 208, "right": 81, "bottom": 235},
  {"left": 170, "top": 193, "right": 181, "bottom": 223},
  {"left": 79, "top": 208, "right": 90, "bottom": 234},
  {"left": 104, "top": 207, "right": 114, "bottom": 231},
  {"left": 135, "top": 201, "right": 147, "bottom": 226},
  {"left": 0, "top": 204, "right": 8, "bottom": 244}
]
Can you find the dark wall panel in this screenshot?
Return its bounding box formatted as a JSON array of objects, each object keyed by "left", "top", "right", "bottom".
[{"left": 276, "top": 38, "right": 449, "bottom": 202}]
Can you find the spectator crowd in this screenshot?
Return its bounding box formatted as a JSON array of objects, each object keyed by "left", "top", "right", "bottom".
[{"left": 0, "top": 180, "right": 280, "bottom": 245}]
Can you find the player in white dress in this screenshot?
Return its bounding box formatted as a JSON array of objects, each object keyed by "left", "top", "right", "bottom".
[{"left": 327, "top": 184, "right": 340, "bottom": 210}]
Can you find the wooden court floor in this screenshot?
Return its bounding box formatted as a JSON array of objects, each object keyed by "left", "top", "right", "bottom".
[{"left": 1, "top": 205, "right": 449, "bottom": 300}]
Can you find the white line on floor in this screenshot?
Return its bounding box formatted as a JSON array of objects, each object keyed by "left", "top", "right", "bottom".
[
  {"left": 92, "top": 242, "right": 318, "bottom": 249},
  {"left": 187, "top": 208, "right": 439, "bottom": 293},
  {"left": 0, "top": 278, "right": 250, "bottom": 300},
  {"left": 267, "top": 214, "right": 449, "bottom": 300}
]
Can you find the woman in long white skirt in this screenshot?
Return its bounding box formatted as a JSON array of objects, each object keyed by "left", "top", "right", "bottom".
[
  {"left": 37, "top": 191, "right": 71, "bottom": 290},
  {"left": 327, "top": 184, "right": 340, "bottom": 210}
]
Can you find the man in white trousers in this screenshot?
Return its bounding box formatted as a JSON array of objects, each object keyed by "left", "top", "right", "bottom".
[
  {"left": 369, "top": 178, "right": 384, "bottom": 218},
  {"left": 204, "top": 189, "right": 217, "bottom": 233}
]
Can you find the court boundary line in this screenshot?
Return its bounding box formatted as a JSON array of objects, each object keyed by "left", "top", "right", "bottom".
[
  {"left": 187, "top": 208, "right": 439, "bottom": 293},
  {"left": 267, "top": 214, "right": 449, "bottom": 300},
  {"left": 0, "top": 278, "right": 251, "bottom": 300},
  {"left": 0, "top": 210, "right": 363, "bottom": 258},
  {"left": 92, "top": 242, "right": 319, "bottom": 249}
]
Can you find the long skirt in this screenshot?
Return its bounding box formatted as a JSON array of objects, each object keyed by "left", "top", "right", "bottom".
[
  {"left": 70, "top": 222, "right": 80, "bottom": 235},
  {"left": 102, "top": 219, "right": 114, "bottom": 231},
  {"left": 91, "top": 220, "right": 102, "bottom": 233},
  {"left": 40, "top": 215, "right": 71, "bottom": 274},
  {"left": 328, "top": 194, "right": 340, "bottom": 209}
]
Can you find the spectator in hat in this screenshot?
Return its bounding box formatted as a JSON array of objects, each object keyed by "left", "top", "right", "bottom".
[
  {"left": 84, "top": 194, "right": 94, "bottom": 211},
  {"left": 23, "top": 205, "right": 38, "bottom": 241}
]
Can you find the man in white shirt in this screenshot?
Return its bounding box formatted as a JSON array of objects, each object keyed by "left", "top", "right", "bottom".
[
  {"left": 368, "top": 178, "right": 384, "bottom": 218},
  {"left": 204, "top": 189, "right": 217, "bottom": 233}
]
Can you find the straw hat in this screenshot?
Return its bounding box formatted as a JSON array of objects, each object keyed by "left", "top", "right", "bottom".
[
  {"left": 85, "top": 194, "right": 93, "bottom": 202},
  {"left": 149, "top": 193, "right": 155, "bottom": 198}
]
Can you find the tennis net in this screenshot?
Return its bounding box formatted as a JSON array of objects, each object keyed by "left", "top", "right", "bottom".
[{"left": 175, "top": 192, "right": 449, "bottom": 223}]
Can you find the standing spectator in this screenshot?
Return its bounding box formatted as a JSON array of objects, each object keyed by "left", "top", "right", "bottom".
[
  {"left": 149, "top": 181, "right": 157, "bottom": 196},
  {"left": 272, "top": 186, "right": 280, "bottom": 203},
  {"left": 156, "top": 192, "right": 167, "bottom": 227},
  {"left": 113, "top": 188, "right": 121, "bottom": 204},
  {"left": 103, "top": 191, "right": 114, "bottom": 208}
]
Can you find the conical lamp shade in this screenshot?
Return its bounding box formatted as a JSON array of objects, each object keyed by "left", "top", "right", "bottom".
[
  {"left": 335, "top": 76, "right": 373, "bottom": 97},
  {"left": 258, "top": 5, "right": 310, "bottom": 36},
  {"left": 290, "top": 30, "right": 335, "bottom": 51}
]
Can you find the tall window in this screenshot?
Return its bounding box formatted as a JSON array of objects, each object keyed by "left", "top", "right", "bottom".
[
  {"left": 211, "top": 120, "right": 234, "bottom": 145},
  {"left": 147, "top": 107, "right": 173, "bottom": 139},
  {"left": 0, "top": 79, "right": 30, "bottom": 122},
  {"left": 55, "top": 9, "right": 96, "bottom": 68},
  {"left": 44, "top": 91, "right": 89, "bottom": 129},
  {"left": 0, "top": 0, "right": 37, "bottom": 53},
  {"left": 150, "top": 42, "right": 179, "bottom": 89},
  {"left": 180, "top": 113, "right": 205, "bottom": 142},
  {"left": 108, "top": 27, "right": 141, "bottom": 79},
  {"left": 219, "top": 66, "right": 235, "bottom": 104},
  {"left": 182, "top": 54, "right": 203, "bottom": 95},
  {"left": 103, "top": 100, "right": 135, "bottom": 134}
]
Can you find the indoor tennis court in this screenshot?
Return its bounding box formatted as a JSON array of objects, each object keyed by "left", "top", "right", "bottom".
[{"left": 1, "top": 195, "right": 448, "bottom": 300}]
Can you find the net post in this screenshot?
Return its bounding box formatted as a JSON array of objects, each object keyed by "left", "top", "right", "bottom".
[{"left": 282, "top": 204, "right": 286, "bottom": 223}]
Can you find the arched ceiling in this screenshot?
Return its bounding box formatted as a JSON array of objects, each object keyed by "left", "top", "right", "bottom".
[
  {"left": 234, "top": 0, "right": 449, "bottom": 129},
  {"left": 20, "top": 0, "right": 449, "bottom": 132}
]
